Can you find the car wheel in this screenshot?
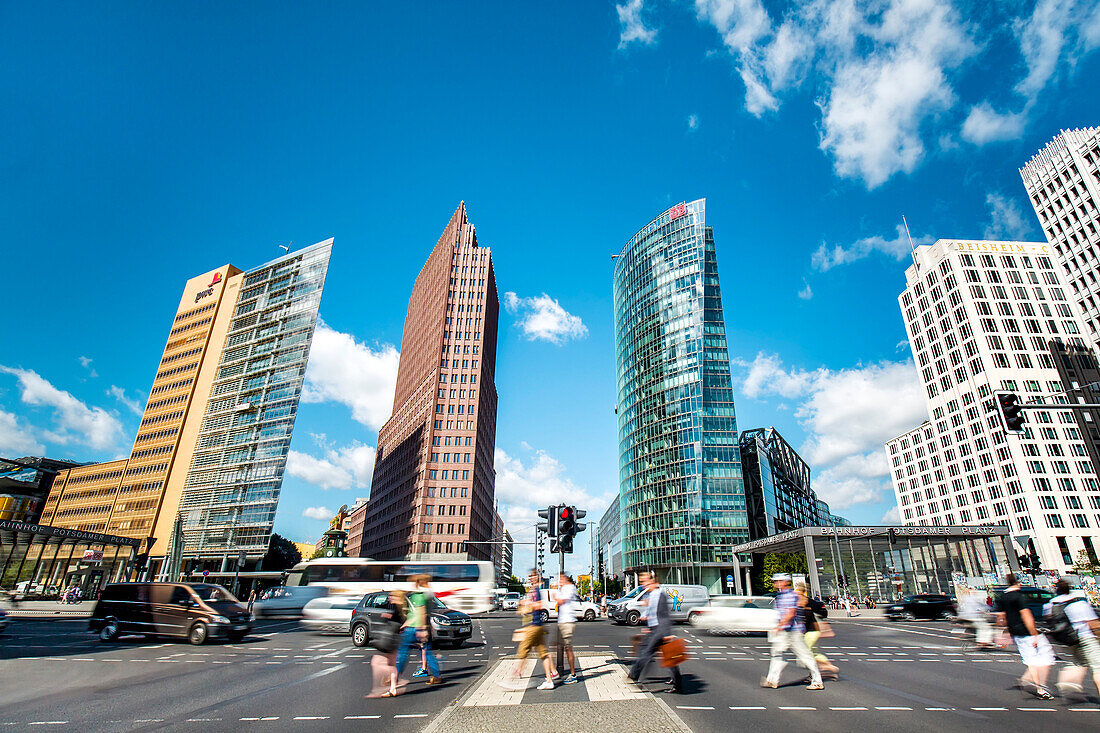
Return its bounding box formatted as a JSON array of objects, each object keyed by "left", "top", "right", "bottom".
[
  {"left": 687, "top": 611, "right": 701, "bottom": 624},
  {"left": 99, "top": 618, "right": 120, "bottom": 641},
  {"left": 351, "top": 623, "right": 369, "bottom": 647},
  {"left": 584, "top": 609, "right": 596, "bottom": 621},
  {"left": 940, "top": 611, "right": 956, "bottom": 622},
  {"left": 626, "top": 610, "right": 641, "bottom": 626},
  {"left": 188, "top": 622, "right": 208, "bottom": 645},
  {"left": 902, "top": 612, "right": 916, "bottom": 622}
]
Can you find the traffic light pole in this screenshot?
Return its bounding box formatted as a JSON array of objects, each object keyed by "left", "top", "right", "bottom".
[{"left": 556, "top": 547, "right": 565, "bottom": 673}]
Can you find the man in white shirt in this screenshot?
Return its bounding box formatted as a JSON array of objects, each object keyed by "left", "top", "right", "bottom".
[
  {"left": 1045, "top": 577, "right": 1100, "bottom": 698},
  {"left": 556, "top": 573, "right": 579, "bottom": 684}
]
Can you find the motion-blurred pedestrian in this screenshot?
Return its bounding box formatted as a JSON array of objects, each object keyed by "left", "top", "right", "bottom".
[
  {"left": 1044, "top": 577, "right": 1100, "bottom": 700},
  {"left": 762, "top": 574, "right": 823, "bottom": 690},
  {"left": 395, "top": 575, "right": 441, "bottom": 686},
  {"left": 627, "top": 571, "right": 682, "bottom": 694},
  {"left": 500, "top": 569, "right": 556, "bottom": 690},
  {"left": 367, "top": 589, "right": 406, "bottom": 698},
  {"left": 556, "top": 573, "right": 580, "bottom": 684},
  {"left": 996, "top": 573, "right": 1054, "bottom": 699},
  {"left": 797, "top": 582, "right": 838, "bottom": 680}
]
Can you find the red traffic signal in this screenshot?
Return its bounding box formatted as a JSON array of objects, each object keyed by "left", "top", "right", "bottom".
[{"left": 995, "top": 391, "right": 1025, "bottom": 433}]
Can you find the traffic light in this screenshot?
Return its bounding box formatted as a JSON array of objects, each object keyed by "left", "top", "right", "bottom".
[
  {"left": 550, "top": 535, "right": 573, "bottom": 554},
  {"left": 995, "top": 391, "right": 1025, "bottom": 433},
  {"left": 559, "top": 506, "right": 576, "bottom": 537},
  {"left": 888, "top": 527, "right": 898, "bottom": 545},
  {"left": 537, "top": 506, "right": 554, "bottom": 536}
]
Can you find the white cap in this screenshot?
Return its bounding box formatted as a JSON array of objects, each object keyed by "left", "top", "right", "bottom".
[{"left": 771, "top": 573, "right": 792, "bottom": 582}]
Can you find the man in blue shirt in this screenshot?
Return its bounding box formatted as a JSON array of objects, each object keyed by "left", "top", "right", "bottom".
[{"left": 762, "top": 574, "right": 823, "bottom": 690}]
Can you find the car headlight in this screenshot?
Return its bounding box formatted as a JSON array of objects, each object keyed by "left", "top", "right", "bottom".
[{"left": 211, "top": 615, "right": 230, "bottom": 624}]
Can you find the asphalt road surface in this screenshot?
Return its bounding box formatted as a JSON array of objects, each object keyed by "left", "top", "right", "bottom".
[{"left": 1, "top": 610, "right": 1097, "bottom": 731}]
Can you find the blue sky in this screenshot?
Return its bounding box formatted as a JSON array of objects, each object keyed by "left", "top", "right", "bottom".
[{"left": 2, "top": 1, "right": 1099, "bottom": 575}]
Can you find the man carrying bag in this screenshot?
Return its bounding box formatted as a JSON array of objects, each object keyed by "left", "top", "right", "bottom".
[{"left": 627, "top": 571, "right": 684, "bottom": 694}]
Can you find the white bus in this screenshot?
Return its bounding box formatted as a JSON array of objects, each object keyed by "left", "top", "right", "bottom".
[{"left": 284, "top": 558, "right": 495, "bottom": 614}]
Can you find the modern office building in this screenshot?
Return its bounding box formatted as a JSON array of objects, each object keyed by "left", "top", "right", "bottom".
[
  {"left": 38, "top": 240, "right": 332, "bottom": 581},
  {"left": 0, "top": 457, "right": 82, "bottom": 524},
  {"left": 357, "top": 203, "right": 499, "bottom": 562},
  {"left": 593, "top": 495, "right": 622, "bottom": 583},
  {"left": 739, "top": 427, "right": 843, "bottom": 539},
  {"left": 1020, "top": 127, "right": 1100, "bottom": 350},
  {"left": 613, "top": 199, "right": 746, "bottom": 592},
  {"left": 886, "top": 239, "right": 1100, "bottom": 573},
  {"left": 490, "top": 510, "right": 504, "bottom": 579}
]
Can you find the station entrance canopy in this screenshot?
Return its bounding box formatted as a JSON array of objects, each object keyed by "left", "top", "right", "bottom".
[
  {"left": 1, "top": 519, "right": 141, "bottom": 596},
  {"left": 729, "top": 525, "right": 1018, "bottom": 600}
]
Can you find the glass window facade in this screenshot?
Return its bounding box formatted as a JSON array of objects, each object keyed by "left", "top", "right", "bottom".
[
  {"left": 177, "top": 240, "right": 332, "bottom": 561},
  {"left": 614, "top": 199, "right": 746, "bottom": 589}
]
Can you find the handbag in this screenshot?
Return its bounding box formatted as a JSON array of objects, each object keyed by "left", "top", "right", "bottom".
[
  {"left": 369, "top": 621, "right": 400, "bottom": 653},
  {"left": 817, "top": 620, "right": 835, "bottom": 639},
  {"left": 659, "top": 636, "right": 689, "bottom": 667}
]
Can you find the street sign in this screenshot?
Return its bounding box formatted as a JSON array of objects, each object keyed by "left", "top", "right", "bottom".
[
  {"left": 725, "top": 574, "right": 733, "bottom": 584},
  {"left": 82, "top": 550, "right": 103, "bottom": 563},
  {"left": 202, "top": 570, "right": 209, "bottom": 577}
]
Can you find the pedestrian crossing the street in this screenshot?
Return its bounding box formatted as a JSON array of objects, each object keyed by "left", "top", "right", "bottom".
[{"left": 463, "top": 654, "right": 647, "bottom": 706}]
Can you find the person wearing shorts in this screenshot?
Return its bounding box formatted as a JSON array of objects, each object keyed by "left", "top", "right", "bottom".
[
  {"left": 556, "top": 573, "right": 579, "bottom": 684},
  {"left": 1045, "top": 577, "right": 1100, "bottom": 699},
  {"left": 996, "top": 573, "right": 1055, "bottom": 699},
  {"left": 500, "top": 570, "right": 556, "bottom": 691}
]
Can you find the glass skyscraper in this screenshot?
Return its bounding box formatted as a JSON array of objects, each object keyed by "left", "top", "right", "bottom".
[
  {"left": 614, "top": 199, "right": 746, "bottom": 591},
  {"left": 176, "top": 239, "right": 332, "bottom": 569}
]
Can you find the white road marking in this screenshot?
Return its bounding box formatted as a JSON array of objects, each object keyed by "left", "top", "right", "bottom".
[
  {"left": 778, "top": 707, "right": 816, "bottom": 711},
  {"left": 676, "top": 706, "right": 714, "bottom": 710},
  {"left": 394, "top": 714, "right": 428, "bottom": 718},
  {"left": 875, "top": 707, "right": 913, "bottom": 710},
  {"left": 345, "top": 715, "right": 381, "bottom": 719},
  {"left": 971, "top": 707, "right": 1007, "bottom": 711},
  {"left": 830, "top": 707, "right": 868, "bottom": 711},
  {"left": 293, "top": 716, "right": 329, "bottom": 720}
]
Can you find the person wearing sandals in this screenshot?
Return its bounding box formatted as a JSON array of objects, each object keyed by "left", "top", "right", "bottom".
[
  {"left": 762, "top": 574, "right": 823, "bottom": 690},
  {"left": 367, "top": 589, "right": 406, "bottom": 698}
]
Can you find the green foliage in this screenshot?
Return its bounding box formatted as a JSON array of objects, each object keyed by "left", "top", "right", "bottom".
[
  {"left": 263, "top": 533, "right": 303, "bottom": 571},
  {"left": 505, "top": 575, "right": 526, "bottom": 593},
  {"left": 1073, "top": 549, "right": 1100, "bottom": 575},
  {"left": 759, "top": 552, "right": 808, "bottom": 593},
  {"left": 578, "top": 576, "right": 591, "bottom": 597}
]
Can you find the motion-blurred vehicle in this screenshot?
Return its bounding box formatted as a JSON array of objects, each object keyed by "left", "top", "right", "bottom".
[
  {"left": 885, "top": 594, "right": 957, "bottom": 621},
  {"left": 689, "top": 595, "right": 779, "bottom": 634},
  {"left": 607, "top": 584, "right": 709, "bottom": 625},
  {"left": 349, "top": 591, "right": 472, "bottom": 648},
  {"left": 501, "top": 592, "right": 521, "bottom": 611},
  {"left": 541, "top": 593, "right": 602, "bottom": 621},
  {"left": 301, "top": 594, "right": 363, "bottom": 634},
  {"left": 89, "top": 582, "right": 252, "bottom": 644},
  {"left": 0, "top": 606, "right": 9, "bottom": 635},
  {"left": 251, "top": 585, "right": 326, "bottom": 617}
]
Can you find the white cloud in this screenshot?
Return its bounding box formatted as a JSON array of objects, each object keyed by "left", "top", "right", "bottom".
[
  {"left": 983, "top": 192, "right": 1033, "bottom": 241},
  {"left": 108, "top": 386, "right": 143, "bottom": 416},
  {"left": 881, "top": 505, "right": 902, "bottom": 523},
  {"left": 301, "top": 321, "right": 399, "bottom": 431},
  {"left": 960, "top": 103, "right": 1026, "bottom": 145},
  {"left": 77, "top": 356, "right": 97, "bottom": 379},
  {"left": 798, "top": 280, "right": 813, "bottom": 300},
  {"left": 811, "top": 223, "right": 933, "bottom": 271},
  {"left": 1015, "top": 0, "right": 1075, "bottom": 99},
  {"left": 617, "top": 0, "right": 657, "bottom": 48},
  {"left": 494, "top": 447, "right": 612, "bottom": 574},
  {"left": 302, "top": 506, "right": 332, "bottom": 521},
  {"left": 287, "top": 440, "right": 376, "bottom": 491},
  {"left": 687, "top": 114, "right": 699, "bottom": 130},
  {"left": 0, "top": 366, "right": 124, "bottom": 451},
  {"left": 0, "top": 408, "right": 44, "bottom": 455},
  {"left": 736, "top": 353, "right": 927, "bottom": 510},
  {"left": 503, "top": 292, "right": 588, "bottom": 345}
]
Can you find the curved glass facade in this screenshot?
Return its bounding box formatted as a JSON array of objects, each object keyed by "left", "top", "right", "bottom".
[{"left": 614, "top": 199, "right": 747, "bottom": 589}]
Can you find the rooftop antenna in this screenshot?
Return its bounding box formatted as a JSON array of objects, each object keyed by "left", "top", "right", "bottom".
[
  {"left": 279, "top": 241, "right": 291, "bottom": 253},
  {"left": 902, "top": 214, "right": 917, "bottom": 271}
]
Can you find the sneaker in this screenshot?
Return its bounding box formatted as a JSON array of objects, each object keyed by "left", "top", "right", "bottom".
[
  {"left": 564, "top": 674, "right": 579, "bottom": 684},
  {"left": 550, "top": 669, "right": 560, "bottom": 679},
  {"left": 1035, "top": 687, "right": 1054, "bottom": 700},
  {"left": 411, "top": 668, "right": 428, "bottom": 678},
  {"left": 537, "top": 679, "right": 555, "bottom": 691}
]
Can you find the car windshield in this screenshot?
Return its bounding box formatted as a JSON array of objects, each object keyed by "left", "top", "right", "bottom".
[
  {"left": 189, "top": 584, "right": 238, "bottom": 603},
  {"left": 429, "top": 598, "right": 450, "bottom": 611}
]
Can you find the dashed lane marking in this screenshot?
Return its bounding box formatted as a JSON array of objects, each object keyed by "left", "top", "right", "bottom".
[{"left": 344, "top": 716, "right": 381, "bottom": 720}]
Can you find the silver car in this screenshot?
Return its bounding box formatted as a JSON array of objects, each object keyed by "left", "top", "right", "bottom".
[{"left": 252, "top": 586, "right": 326, "bottom": 617}]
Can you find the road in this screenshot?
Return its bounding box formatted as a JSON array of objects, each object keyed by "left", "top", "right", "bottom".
[{"left": 1, "top": 610, "right": 1096, "bottom": 731}]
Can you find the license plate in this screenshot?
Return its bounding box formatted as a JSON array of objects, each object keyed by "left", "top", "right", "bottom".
[
  {"left": 232, "top": 625, "right": 248, "bottom": 630},
  {"left": 459, "top": 625, "right": 470, "bottom": 632}
]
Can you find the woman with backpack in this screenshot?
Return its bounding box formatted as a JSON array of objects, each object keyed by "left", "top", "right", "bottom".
[
  {"left": 1044, "top": 577, "right": 1100, "bottom": 699},
  {"left": 366, "top": 589, "right": 407, "bottom": 698}
]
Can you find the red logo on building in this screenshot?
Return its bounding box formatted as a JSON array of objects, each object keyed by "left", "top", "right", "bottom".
[
  {"left": 669, "top": 203, "right": 687, "bottom": 219},
  {"left": 210, "top": 272, "right": 222, "bottom": 287}
]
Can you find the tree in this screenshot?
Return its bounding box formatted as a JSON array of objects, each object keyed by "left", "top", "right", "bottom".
[
  {"left": 263, "top": 533, "right": 302, "bottom": 571},
  {"left": 505, "top": 575, "right": 526, "bottom": 593},
  {"left": 759, "top": 552, "right": 808, "bottom": 593},
  {"left": 1073, "top": 549, "right": 1100, "bottom": 576}
]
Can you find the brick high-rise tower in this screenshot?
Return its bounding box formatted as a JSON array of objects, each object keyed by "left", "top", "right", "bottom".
[{"left": 353, "top": 203, "right": 499, "bottom": 561}]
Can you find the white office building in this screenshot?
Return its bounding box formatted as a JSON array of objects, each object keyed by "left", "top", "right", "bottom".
[
  {"left": 887, "top": 239, "right": 1100, "bottom": 573},
  {"left": 1020, "top": 127, "right": 1100, "bottom": 350}
]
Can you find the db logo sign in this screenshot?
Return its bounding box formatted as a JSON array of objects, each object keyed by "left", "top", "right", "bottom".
[{"left": 668, "top": 202, "right": 687, "bottom": 219}]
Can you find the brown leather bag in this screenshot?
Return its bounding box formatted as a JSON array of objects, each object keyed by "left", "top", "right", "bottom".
[{"left": 659, "top": 636, "right": 689, "bottom": 667}]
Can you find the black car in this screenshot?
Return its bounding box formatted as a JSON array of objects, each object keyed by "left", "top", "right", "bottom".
[
  {"left": 885, "top": 594, "right": 957, "bottom": 621},
  {"left": 350, "top": 591, "right": 472, "bottom": 649},
  {"left": 990, "top": 586, "right": 1055, "bottom": 620},
  {"left": 89, "top": 582, "right": 253, "bottom": 645}
]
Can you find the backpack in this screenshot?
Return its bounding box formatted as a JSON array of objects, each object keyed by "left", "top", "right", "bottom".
[{"left": 1045, "top": 598, "right": 1081, "bottom": 647}]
